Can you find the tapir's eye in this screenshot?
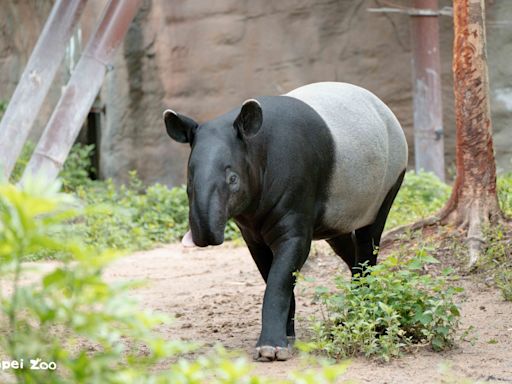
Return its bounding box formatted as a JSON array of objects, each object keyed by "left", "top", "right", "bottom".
[{"left": 226, "top": 171, "right": 240, "bottom": 191}]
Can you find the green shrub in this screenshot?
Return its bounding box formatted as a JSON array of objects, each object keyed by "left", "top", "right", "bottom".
[
  {"left": 60, "top": 143, "right": 95, "bottom": 192},
  {"left": 74, "top": 174, "right": 163, "bottom": 251},
  {"left": 304, "top": 250, "right": 462, "bottom": 361},
  {"left": 71, "top": 171, "right": 239, "bottom": 253},
  {"left": 0, "top": 177, "right": 347, "bottom": 384},
  {"left": 386, "top": 171, "right": 451, "bottom": 230},
  {"left": 68, "top": 170, "right": 241, "bottom": 254}
]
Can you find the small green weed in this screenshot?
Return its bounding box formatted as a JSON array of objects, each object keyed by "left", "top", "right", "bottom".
[
  {"left": 495, "top": 268, "right": 512, "bottom": 301},
  {"left": 304, "top": 250, "right": 462, "bottom": 361},
  {"left": 479, "top": 225, "right": 512, "bottom": 301}
]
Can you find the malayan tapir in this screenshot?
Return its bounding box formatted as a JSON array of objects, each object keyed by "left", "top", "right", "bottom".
[{"left": 163, "top": 82, "right": 408, "bottom": 362}]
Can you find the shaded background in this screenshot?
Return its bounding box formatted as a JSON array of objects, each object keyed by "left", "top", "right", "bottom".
[{"left": 1, "top": 0, "right": 510, "bottom": 186}]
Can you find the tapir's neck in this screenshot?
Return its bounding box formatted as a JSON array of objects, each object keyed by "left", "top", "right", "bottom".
[
  {"left": 233, "top": 138, "right": 268, "bottom": 226},
  {"left": 245, "top": 144, "right": 266, "bottom": 213}
]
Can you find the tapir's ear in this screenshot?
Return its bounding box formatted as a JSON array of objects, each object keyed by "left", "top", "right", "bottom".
[
  {"left": 234, "top": 99, "right": 262, "bottom": 139},
  {"left": 163, "top": 109, "right": 198, "bottom": 144}
]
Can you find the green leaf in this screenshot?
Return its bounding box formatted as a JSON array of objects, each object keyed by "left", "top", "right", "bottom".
[{"left": 42, "top": 268, "right": 67, "bottom": 288}]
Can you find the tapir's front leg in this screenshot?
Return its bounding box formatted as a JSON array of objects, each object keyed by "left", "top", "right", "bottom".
[{"left": 255, "top": 232, "right": 311, "bottom": 361}]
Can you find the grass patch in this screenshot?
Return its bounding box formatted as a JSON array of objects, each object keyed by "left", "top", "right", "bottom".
[
  {"left": 496, "top": 269, "right": 512, "bottom": 301},
  {"left": 478, "top": 224, "right": 512, "bottom": 301},
  {"left": 386, "top": 171, "right": 451, "bottom": 230},
  {"left": 498, "top": 172, "right": 512, "bottom": 216}
]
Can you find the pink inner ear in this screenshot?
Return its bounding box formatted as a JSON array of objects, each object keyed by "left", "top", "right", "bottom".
[{"left": 181, "top": 230, "right": 196, "bottom": 247}]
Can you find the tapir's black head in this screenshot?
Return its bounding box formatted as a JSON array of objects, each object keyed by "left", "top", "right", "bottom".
[{"left": 164, "top": 99, "right": 262, "bottom": 247}]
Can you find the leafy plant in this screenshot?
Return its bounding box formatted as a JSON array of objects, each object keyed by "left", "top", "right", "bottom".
[
  {"left": 304, "top": 250, "right": 462, "bottom": 361},
  {"left": 0, "top": 178, "right": 188, "bottom": 383}
]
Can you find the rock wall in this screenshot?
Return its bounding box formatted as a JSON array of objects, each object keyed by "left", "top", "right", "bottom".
[
  {"left": 0, "top": 1, "right": 54, "bottom": 134},
  {"left": 101, "top": 0, "right": 450, "bottom": 185},
  {"left": 1, "top": 0, "right": 511, "bottom": 185}
]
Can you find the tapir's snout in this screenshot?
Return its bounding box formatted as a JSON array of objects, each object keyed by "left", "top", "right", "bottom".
[
  {"left": 201, "top": 232, "right": 224, "bottom": 247},
  {"left": 188, "top": 186, "right": 227, "bottom": 247},
  {"left": 189, "top": 226, "right": 224, "bottom": 247}
]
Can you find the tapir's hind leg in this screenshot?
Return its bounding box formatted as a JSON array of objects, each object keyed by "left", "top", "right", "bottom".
[
  {"left": 327, "top": 233, "right": 357, "bottom": 273},
  {"left": 354, "top": 169, "right": 406, "bottom": 274}
]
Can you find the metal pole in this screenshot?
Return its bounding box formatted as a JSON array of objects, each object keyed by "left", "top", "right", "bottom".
[
  {"left": 410, "top": 0, "right": 445, "bottom": 181},
  {"left": 21, "top": 0, "right": 143, "bottom": 184},
  {"left": 0, "top": 0, "right": 88, "bottom": 180}
]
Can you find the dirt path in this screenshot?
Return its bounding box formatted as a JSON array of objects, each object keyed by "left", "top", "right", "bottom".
[{"left": 91, "top": 242, "right": 511, "bottom": 382}]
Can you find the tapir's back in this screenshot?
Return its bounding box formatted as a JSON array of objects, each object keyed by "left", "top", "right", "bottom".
[{"left": 286, "top": 82, "right": 408, "bottom": 233}]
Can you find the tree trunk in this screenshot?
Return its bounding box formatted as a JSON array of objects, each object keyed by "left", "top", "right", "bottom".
[{"left": 439, "top": 0, "right": 503, "bottom": 267}]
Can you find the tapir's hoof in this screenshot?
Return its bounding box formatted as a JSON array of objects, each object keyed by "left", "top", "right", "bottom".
[{"left": 254, "top": 345, "right": 292, "bottom": 362}]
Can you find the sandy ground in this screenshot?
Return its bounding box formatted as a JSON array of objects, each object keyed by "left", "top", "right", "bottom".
[
  {"left": 24, "top": 241, "right": 512, "bottom": 383},
  {"left": 98, "top": 241, "right": 512, "bottom": 383}
]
